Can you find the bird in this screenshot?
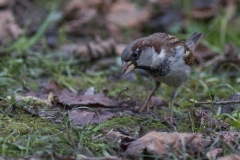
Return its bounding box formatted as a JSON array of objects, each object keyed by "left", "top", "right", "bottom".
[{"left": 121, "top": 32, "right": 204, "bottom": 124}]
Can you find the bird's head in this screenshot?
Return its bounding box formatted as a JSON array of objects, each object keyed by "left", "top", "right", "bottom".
[{"left": 121, "top": 38, "right": 159, "bottom": 75}]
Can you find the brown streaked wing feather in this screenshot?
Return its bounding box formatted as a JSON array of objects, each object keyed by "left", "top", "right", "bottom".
[
  {"left": 163, "top": 33, "right": 196, "bottom": 65},
  {"left": 183, "top": 43, "right": 195, "bottom": 65},
  {"left": 165, "top": 34, "right": 183, "bottom": 47},
  {"left": 132, "top": 33, "right": 196, "bottom": 65}
]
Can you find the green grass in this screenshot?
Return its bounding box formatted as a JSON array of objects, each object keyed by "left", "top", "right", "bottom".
[{"left": 0, "top": 108, "right": 117, "bottom": 157}]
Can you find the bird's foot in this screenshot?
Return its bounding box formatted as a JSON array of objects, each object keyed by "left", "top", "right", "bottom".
[
  {"left": 139, "top": 101, "right": 152, "bottom": 113},
  {"left": 139, "top": 104, "right": 148, "bottom": 113}
]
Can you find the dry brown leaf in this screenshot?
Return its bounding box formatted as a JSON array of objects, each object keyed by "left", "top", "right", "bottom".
[
  {"left": 218, "top": 154, "right": 240, "bottom": 160},
  {"left": 64, "top": 0, "right": 113, "bottom": 20},
  {"left": 0, "top": 0, "right": 13, "bottom": 7},
  {"left": 193, "top": 109, "right": 229, "bottom": 129},
  {"left": 107, "top": 0, "right": 150, "bottom": 28},
  {"left": 64, "top": 0, "right": 97, "bottom": 20},
  {"left": 148, "top": 9, "right": 183, "bottom": 33},
  {"left": 0, "top": 10, "right": 22, "bottom": 42},
  {"left": 187, "top": 133, "right": 211, "bottom": 154},
  {"left": 124, "top": 131, "right": 197, "bottom": 158},
  {"left": 216, "top": 131, "right": 240, "bottom": 146},
  {"left": 153, "top": 0, "right": 173, "bottom": 8},
  {"left": 58, "top": 90, "right": 117, "bottom": 108},
  {"left": 78, "top": 156, "right": 121, "bottom": 160},
  {"left": 116, "top": 44, "right": 127, "bottom": 56},
  {"left": 151, "top": 97, "right": 168, "bottom": 107},
  {"left": 62, "top": 38, "right": 116, "bottom": 60},
  {"left": 206, "top": 148, "right": 223, "bottom": 160},
  {"left": 69, "top": 110, "right": 116, "bottom": 126},
  {"left": 191, "top": 0, "right": 220, "bottom": 19},
  {"left": 64, "top": 0, "right": 114, "bottom": 36}
]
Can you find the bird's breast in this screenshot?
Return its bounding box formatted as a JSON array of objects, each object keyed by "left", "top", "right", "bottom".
[
  {"left": 137, "top": 59, "right": 171, "bottom": 77},
  {"left": 151, "top": 62, "right": 191, "bottom": 87}
]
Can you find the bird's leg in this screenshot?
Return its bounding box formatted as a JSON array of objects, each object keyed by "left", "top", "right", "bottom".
[
  {"left": 139, "top": 81, "right": 160, "bottom": 112},
  {"left": 164, "top": 87, "right": 178, "bottom": 124}
]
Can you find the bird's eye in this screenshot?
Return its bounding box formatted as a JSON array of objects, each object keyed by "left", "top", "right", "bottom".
[{"left": 132, "top": 50, "right": 138, "bottom": 57}]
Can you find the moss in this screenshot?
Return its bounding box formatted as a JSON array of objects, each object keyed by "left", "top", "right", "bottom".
[
  {"left": 93, "top": 114, "right": 166, "bottom": 134},
  {"left": 0, "top": 109, "right": 63, "bottom": 137},
  {"left": 56, "top": 75, "right": 157, "bottom": 101}
]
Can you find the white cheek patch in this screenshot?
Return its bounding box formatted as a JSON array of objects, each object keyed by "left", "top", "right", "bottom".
[
  {"left": 158, "top": 49, "right": 166, "bottom": 59},
  {"left": 151, "top": 48, "right": 166, "bottom": 59},
  {"left": 151, "top": 48, "right": 166, "bottom": 66}
]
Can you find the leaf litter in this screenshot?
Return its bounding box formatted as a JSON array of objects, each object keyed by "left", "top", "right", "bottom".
[{"left": 16, "top": 81, "right": 168, "bottom": 127}]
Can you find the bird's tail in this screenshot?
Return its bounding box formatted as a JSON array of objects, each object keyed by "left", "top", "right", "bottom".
[{"left": 186, "top": 32, "right": 205, "bottom": 51}]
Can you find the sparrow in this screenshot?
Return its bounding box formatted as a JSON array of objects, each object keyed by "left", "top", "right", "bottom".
[{"left": 121, "top": 32, "right": 204, "bottom": 123}]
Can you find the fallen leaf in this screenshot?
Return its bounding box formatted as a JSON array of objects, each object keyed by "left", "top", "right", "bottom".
[
  {"left": 64, "top": 0, "right": 99, "bottom": 20},
  {"left": 63, "top": 0, "right": 113, "bottom": 36},
  {"left": 124, "top": 131, "right": 197, "bottom": 158},
  {"left": 62, "top": 38, "right": 116, "bottom": 60},
  {"left": 69, "top": 110, "right": 116, "bottom": 126},
  {"left": 44, "top": 81, "right": 62, "bottom": 93},
  {"left": 206, "top": 148, "right": 223, "bottom": 160},
  {"left": 151, "top": 97, "right": 168, "bottom": 107},
  {"left": 148, "top": 9, "right": 183, "bottom": 33},
  {"left": 77, "top": 156, "right": 121, "bottom": 160},
  {"left": 187, "top": 133, "right": 211, "bottom": 155},
  {"left": 191, "top": 0, "right": 220, "bottom": 19},
  {"left": 64, "top": 0, "right": 112, "bottom": 20},
  {"left": 118, "top": 97, "right": 142, "bottom": 109},
  {"left": 218, "top": 154, "right": 240, "bottom": 160},
  {"left": 153, "top": 0, "right": 173, "bottom": 8},
  {"left": 107, "top": 0, "right": 150, "bottom": 28},
  {"left": 58, "top": 90, "right": 117, "bottom": 108},
  {"left": 0, "top": 10, "right": 22, "bottom": 42},
  {"left": 115, "top": 44, "right": 127, "bottom": 56},
  {"left": 193, "top": 109, "right": 228, "bottom": 129},
  {"left": 0, "top": 0, "right": 13, "bottom": 7},
  {"left": 216, "top": 131, "right": 239, "bottom": 146}
]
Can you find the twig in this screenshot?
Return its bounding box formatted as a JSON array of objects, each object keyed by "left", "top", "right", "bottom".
[
  {"left": 116, "top": 87, "right": 129, "bottom": 101},
  {"left": 190, "top": 99, "right": 240, "bottom": 105}
]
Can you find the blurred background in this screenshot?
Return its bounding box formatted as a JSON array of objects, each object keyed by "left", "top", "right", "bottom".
[
  {"left": 0, "top": 0, "right": 240, "bottom": 107},
  {"left": 0, "top": 0, "right": 239, "bottom": 107}
]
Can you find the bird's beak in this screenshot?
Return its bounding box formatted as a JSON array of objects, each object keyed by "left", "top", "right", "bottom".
[{"left": 121, "top": 61, "right": 135, "bottom": 75}]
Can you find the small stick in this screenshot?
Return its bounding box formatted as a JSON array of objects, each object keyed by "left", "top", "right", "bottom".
[
  {"left": 190, "top": 99, "right": 240, "bottom": 105},
  {"left": 116, "top": 87, "right": 129, "bottom": 101}
]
